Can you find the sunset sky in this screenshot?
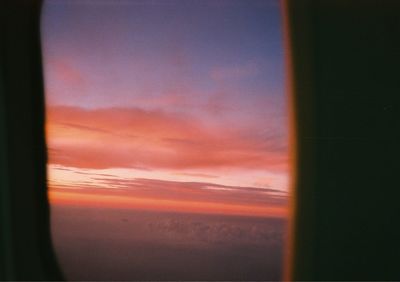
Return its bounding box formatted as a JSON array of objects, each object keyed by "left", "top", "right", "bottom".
[{"left": 41, "top": 0, "right": 288, "bottom": 218}]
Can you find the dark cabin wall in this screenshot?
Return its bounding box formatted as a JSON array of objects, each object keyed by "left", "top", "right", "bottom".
[
  {"left": 287, "top": 0, "right": 400, "bottom": 280},
  {"left": 0, "top": 1, "right": 62, "bottom": 280}
]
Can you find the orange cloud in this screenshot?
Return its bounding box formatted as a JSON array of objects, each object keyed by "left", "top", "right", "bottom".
[
  {"left": 49, "top": 189, "right": 287, "bottom": 218},
  {"left": 50, "top": 176, "right": 287, "bottom": 207},
  {"left": 46, "top": 106, "right": 288, "bottom": 171}
]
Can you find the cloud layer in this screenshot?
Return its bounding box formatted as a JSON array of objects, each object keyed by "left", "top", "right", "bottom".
[
  {"left": 47, "top": 105, "right": 288, "bottom": 171},
  {"left": 48, "top": 164, "right": 287, "bottom": 217}
]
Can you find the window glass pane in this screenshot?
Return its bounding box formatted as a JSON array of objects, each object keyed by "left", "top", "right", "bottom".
[{"left": 42, "top": 0, "right": 289, "bottom": 280}]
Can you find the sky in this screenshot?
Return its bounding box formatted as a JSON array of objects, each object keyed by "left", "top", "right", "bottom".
[{"left": 42, "top": 0, "right": 288, "bottom": 218}]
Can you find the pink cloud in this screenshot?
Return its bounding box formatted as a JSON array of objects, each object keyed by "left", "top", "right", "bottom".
[
  {"left": 46, "top": 106, "right": 288, "bottom": 171},
  {"left": 49, "top": 59, "right": 85, "bottom": 87}
]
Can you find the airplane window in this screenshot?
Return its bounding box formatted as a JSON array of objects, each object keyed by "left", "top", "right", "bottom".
[{"left": 41, "top": 0, "right": 290, "bottom": 280}]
